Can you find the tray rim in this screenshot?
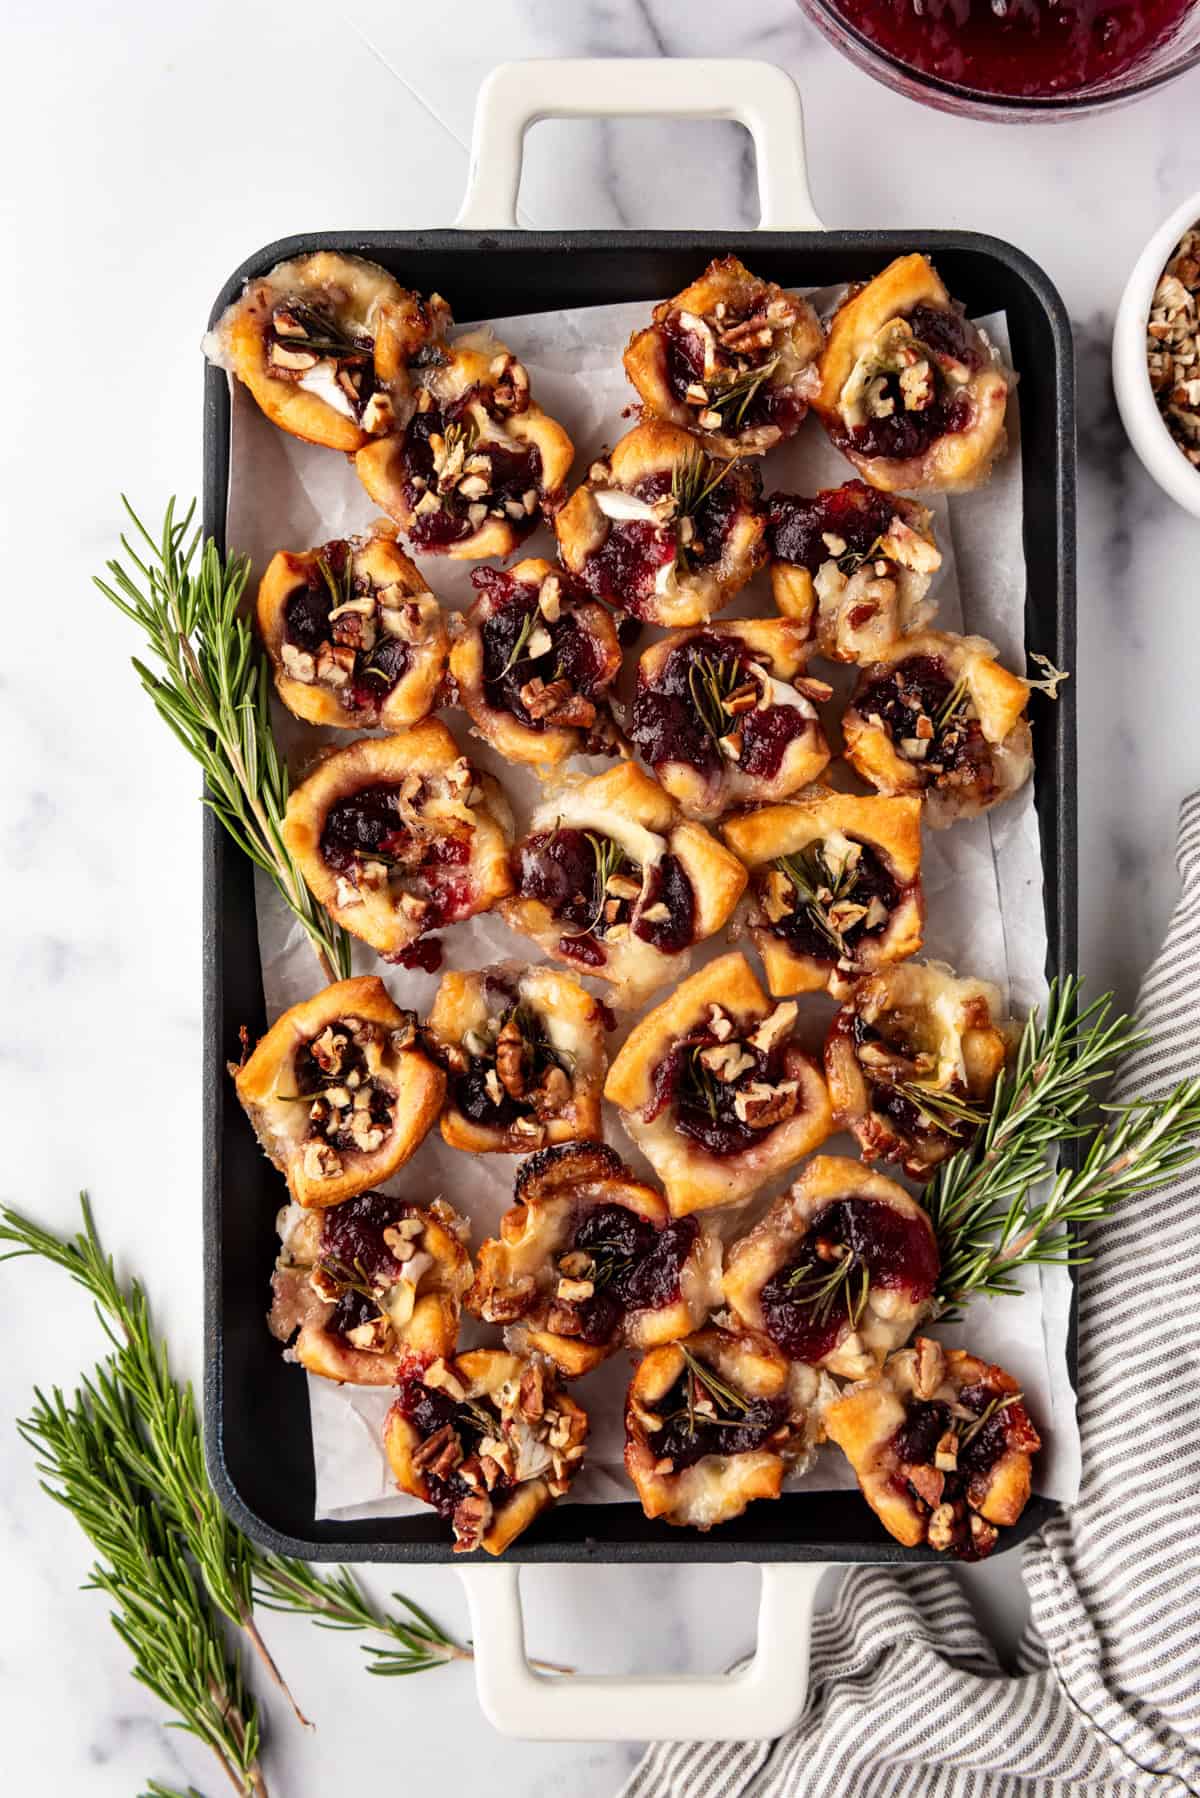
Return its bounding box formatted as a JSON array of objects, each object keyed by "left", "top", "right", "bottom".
[{"left": 203, "top": 224, "right": 1078, "bottom": 1564}]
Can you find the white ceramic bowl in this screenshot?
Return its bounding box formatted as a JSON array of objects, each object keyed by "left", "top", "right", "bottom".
[{"left": 1113, "top": 188, "right": 1200, "bottom": 520}]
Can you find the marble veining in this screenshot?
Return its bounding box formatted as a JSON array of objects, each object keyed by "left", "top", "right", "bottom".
[{"left": 4, "top": 0, "right": 1200, "bottom": 1791}]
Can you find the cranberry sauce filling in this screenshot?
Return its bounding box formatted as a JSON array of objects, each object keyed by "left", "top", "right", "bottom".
[
  {"left": 631, "top": 633, "right": 812, "bottom": 786},
  {"left": 906, "top": 303, "right": 986, "bottom": 374},
  {"left": 282, "top": 540, "right": 410, "bottom": 714},
  {"left": 738, "top": 705, "right": 813, "bottom": 780},
  {"left": 318, "top": 1190, "right": 414, "bottom": 1338},
  {"left": 394, "top": 1376, "right": 507, "bottom": 1521},
  {"left": 661, "top": 312, "right": 707, "bottom": 400},
  {"left": 401, "top": 391, "right": 542, "bottom": 551},
  {"left": 319, "top": 782, "right": 472, "bottom": 928},
  {"left": 563, "top": 1206, "right": 700, "bottom": 1346},
  {"left": 766, "top": 480, "right": 900, "bottom": 572},
  {"left": 650, "top": 1030, "right": 795, "bottom": 1159},
  {"left": 757, "top": 1198, "right": 938, "bottom": 1363},
  {"left": 267, "top": 299, "right": 376, "bottom": 418},
  {"left": 578, "top": 462, "right": 759, "bottom": 617},
  {"left": 292, "top": 1021, "right": 394, "bottom": 1154},
  {"left": 576, "top": 512, "right": 676, "bottom": 612},
  {"left": 449, "top": 993, "right": 571, "bottom": 1132},
  {"left": 763, "top": 839, "right": 900, "bottom": 965},
  {"left": 890, "top": 1381, "right": 1031, "bottom": 1559},
  {"left": 516, "top": 828, "right": 695, "bottom": 960},
  {"left": 854, "top": 653, "right": 994, "bottom": 797},
  {"left": 659, "top": 311, "right": 805, "bottom": 438},
  {"left": 841, "top": 389, "right": 972, "bottom": 465},
  {"left": 472, "top": 567, "right": 606, "bottom": 730},
  {"left": 651, "top": 1364, "right": 788, "bottom": 1472}
]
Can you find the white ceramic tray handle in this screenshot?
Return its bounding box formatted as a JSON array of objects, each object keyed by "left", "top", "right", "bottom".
[
  {"left": 458, "top": 1562, "right": 824, "bottom": 1741},
  {"left": 456, "top": 58, "right": 823, "bottom": 233}
]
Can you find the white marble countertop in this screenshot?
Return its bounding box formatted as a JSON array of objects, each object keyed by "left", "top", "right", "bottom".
[{"left": 4, "top": 1, "right": 1200, "bottom": 1792}]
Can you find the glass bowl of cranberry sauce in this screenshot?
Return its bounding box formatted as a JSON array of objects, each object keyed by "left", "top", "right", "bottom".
[{"left": 796, "top": 0, "right": 1200, "bottom": 118}]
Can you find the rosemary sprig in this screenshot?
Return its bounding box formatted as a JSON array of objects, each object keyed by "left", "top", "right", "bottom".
[
  {"left": 95, "top": 498, "right": 352, "bottom": 983},
  {"left": 926, "top": 978, "right": 1200, "bottom": 1316},
  {"left": 676, "top": 1345, "right": 751, "bottom": 1419},
  {"left": 958, "top": 1390, "right": 1022, "bottom": 1451},
  {"left": 316, "top": 547, "right": 354, "bottom": 613},
  {"left": 671, "top": 448, "right": 739, "bottom": 520},
  {"left": 687, "top": 652, "right": 744, "bottom": 745},
  {"left": 934, "top": 672, "right": 970, "bottom": 732},
  {"left": 786, "top": 1251, "right": 871, "bottom": 1330},
  {"left": 775, "top": 842, "right": 859, "bottom": 954},
  {"left": 563, "top": 831, "right": 627, "bottom": 938},
  {"left": 685, "top": 1045, "right": 720, "bottom": 1122},
  {"left": 708, "top": 356, "right": 778, "bottom": 427},
  {"left": 489, "top": 607, "right": 537, "bottom": 681},
  {"left": 252, "top": 1563, "right": 472, "bottom": 1677},
  {"left": 894, "top": 1079, "right": 989, "bottom": 1137}
]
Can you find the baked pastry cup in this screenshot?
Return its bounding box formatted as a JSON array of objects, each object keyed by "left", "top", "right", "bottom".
[
  {"left": 466, "top": 1142, "right": 723, "bottom": 1377},
  {"left": 450, "top": 559, "right": 622, "bottom": 771},
  {"left": 605, "top": 952, "right": 834, "bottom": 1217},
  {"left": 623, "top": 256, "right": 823, "bottom": 457},
  {"left": 767, "top": 481, "right": 941, "bottom": 664},
  {"left": 812, "top": 253, "right": 1010, "bottom": 494},
  {"left": 723, "top": 1155, "right": 939, "bottom": 1379},
  {"left": 383, "top": 1349, "right": 588, "bottom": 1555},
  {"left": 630, "top": 620, "right": 832, "bottom": 821},
  {"left": 554, "top": 422, "right": 766, "bottom": 627},
  {"left": 205, "top": 251, "right": 450, "bottom": 451},
  {"left": 257, "top": 529, "right": 448, "bottom": 731},
  {"left": 721, "top": 789, "right": 924, "bottom": 999},
  {"left": 825, "top": 961, "right": 1012, "bottom": 1181},
  {"left": 267, "top": 1191, "right": 472, "bottom": 1383},
  {"left": 824, "top": 1335, "right": 1041, "bottom": 1559},
  {"left": 624, "top": 1325, "right": 830, "bottom": 1531},
  {"left": 233, "top": 977, "right": 445, "bottom": 1208},
  {"left": 842, "top": 630, "right": 1034, "bottom": 828},
  {"left": 282, "top": 720, "right": 514, "bottom": 958},
  {"left": 501, "top": 761, "right": 747, "bottom": 1008},
  {"left": 355, "top": 336, "right": 574, "bottom": 559},
  {"left": 425, "top": 965, "right": 607, "bottom": 1154}
]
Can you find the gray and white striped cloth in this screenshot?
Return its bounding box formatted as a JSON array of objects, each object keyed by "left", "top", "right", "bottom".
[{"left": 621, "top": 798, "right": 1200, "bottom": 1798}]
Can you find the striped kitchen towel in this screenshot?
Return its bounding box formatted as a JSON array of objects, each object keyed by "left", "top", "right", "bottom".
[{"left": 620, "top": 797, "right": 1200, "bottom": 1798}]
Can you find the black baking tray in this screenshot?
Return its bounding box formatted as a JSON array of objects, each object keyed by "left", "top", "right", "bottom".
[{"left": 203, "top": 228, "right": 1077, "bottom": 1563}]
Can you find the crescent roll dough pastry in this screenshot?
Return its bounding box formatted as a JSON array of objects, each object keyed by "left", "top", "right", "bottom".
[
  {"left": 824, "top": 1336, "right": 1041, "bottom": 1558},
  {"left": 605, "top": 952, "right": 834, "bottom": 1217},
  {"left": 233, "top": 976, "right": 445, "bottom": 1208},
  {"left": 623, "top": 256, "right": 823, "bottom": 457},
  {"left": 812, "top": 254, "right": 1010, "bottom": 494}
]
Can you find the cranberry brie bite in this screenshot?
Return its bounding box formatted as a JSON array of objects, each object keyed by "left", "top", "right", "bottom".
[
  {"left": 721, "top": 790, "right": 924, "bottom": 999},
  {"left": 623, "top": 256, "right": 823, "bottom": 457},
  {"left": 282, "top": 721, "right": 513, "bottom": 959},
  {"left": 555, "top": 422, "right": 766, "bottom": 628},
  {"left": 257, "top": 530, "right": 447, "bottom": 730},
  {"left": 767, "top": 482, "right": 941, "bottom": 664},
  {"left": 723, "top": 1156, "right": 938, "bottom": 1379},
  {"left": 625, "top": 1326, "right": 829, "bottom": 1531},
  {"left": 630, "top": 620, "right": 832, "bottom": 821},
  {"left": 502, "top": 762, "right": 746, "bottom": 1006},
  {"left": 813, "top": 255, "right": 1010, "bottom": 494},
  {"left": 843, "top": 631, "right": 1033, "bottom": 828},
  {"left": 206, "top": 252, "right": 450, "bottom": 451},
  {"left": 233, "top": 977, "right": 445, "bottom": 1207},
  {"left": 425, "top": 967, "right": 607, "bottom": 1154},
  {"left": 825, "top": 1336, "right": 1041, "bottom": 1559},
  {"left": 826, "top": 962, "right": 1012, "bottom": 1180},
  {"left": 355, "top": 337, "right": 574, "bottom": 559},
  {"left": 384, "top": 1350, "right": 588, "bottom": 1555},
  {"left": 268, "top": 1192, "right": 471, "bottom": 1382},
  {"left": 468, "top": 1143, "right": 722, "bottom": 1377},
  {"left": 450, "top": 559, "right": 622, "bottom": 770},
  {"left": 605, "top": 952, "right": 833, "bottom": 1217}
]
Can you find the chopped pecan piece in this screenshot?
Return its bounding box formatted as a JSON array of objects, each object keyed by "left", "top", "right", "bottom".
[{"left": 412, "top": 1423, "right": 463, "bottom": 1480}]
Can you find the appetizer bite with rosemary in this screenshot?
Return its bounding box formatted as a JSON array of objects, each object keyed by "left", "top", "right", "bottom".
[
  {"left": 624, "top": 1326, "right": 831, "bottom": 1531},
  {"left": 721, "top": 789, "right": 924, "bottom": 998},
  {"left": 282, "top": 720, "right": 513, "bottom": 960},
  {"left": 424, "top": 966, "right": 607, "bottom": 1154},
  {"left": 268, "top": 1192, "right": 472, "bottom": 1383},
  {"left": 467, "top": 1142, "right": 722, "bottom": 1377},
  {"left": 257, "top": 529, "right": 448, "bottom": 731},
  {"left": 206, "top": 252, "right": 450, "bottom": 450},
  {"left": 356, "top": 335, "right": 574, "bottom": 558},
  {"left": 233, "top": 978, "right": 445, "bottom": 1208},
  {"left": 555, "top": 422, "right": 765, "bottom": 627},
  {"left": 824, "top": 1336, "right": 1040, "bottom": 1559},
  {"left": 605, "top": 952, "right": 833, "bottom": 1216},
  {"left": 723, "top": 1156, "right": 939, "bottom": 1379},
  {"left": 842, "top": 630, "right": 1036, "bottom": 827},
  {"left": 767, "top": 481, "right": 941, "bottom": 664},
  {"left": 450, "top": 559, "right": 621, "bottom": 770},
  {"left": 501, "top": 761, "right": 746, "bottom": 1007},
  {"left": 630, "top": 619, "right": 832, "bottom": 821},
  {"left": 825, "top": 962, "right": 1013, "bottom": 1179},
  {"left": 812, "top": 253, "right": 1010, "bottom": 493},
  {"left": 383, "top": 1350, "right": 588, "bottom": 1555},
  {"left": 623, "top": 255, "right": 823, "bottom": 456}
]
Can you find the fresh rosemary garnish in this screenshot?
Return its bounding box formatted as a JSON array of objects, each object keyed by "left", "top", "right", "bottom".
[
  {"left": 96, "top": 498, "right": 352, "bottom": 983},
  {"left": 836, "top": 533, "right": 887, "bottom": 577},
  {"left": 893, "top": 1079, "right": 989, "bottom": 1137},
  {"left": 563, "top": 832, "right": 629, "bottom": 938},
  {"left": 708, "top": 356, "right": 778, "bottom": 427},
  {"left": 676, "top": 1344, "right": 751, "bottom": 1432},
  {"left": 0, "top": 1197, "right": 472, "bottom": 1791},
  {"left": 316, "top": 548, "right": 354, "bottom": 613},
  {"left": 957, "top": 1390, "right": 1022, "bottom": 1451},
  {"left": 490, "top": 607, "right": 537, "bottom": 681},
  {"left": 934, "top": 672, "right": 971, "bottom": 732},
  {"left": 684, "top": 1045, "right": 721, "bottom": 1121},
  {"left": 926, "top": 978, "right": 1200, "bottom": 1318},
  {"left": 687, "top": 652, "right": 746, "bottom": 745},
  {"left": 316, "top": 1254, "right": 384, "bottom": 1307},
  {"left": 775, "top": 841, "right": 861, "bottom": 954},
  {"left": 785, "top": 1250, "right": 871, "bottom": 1330},
  {"left": 670, "top": 448, "right": 740, "bottom": 521}
]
